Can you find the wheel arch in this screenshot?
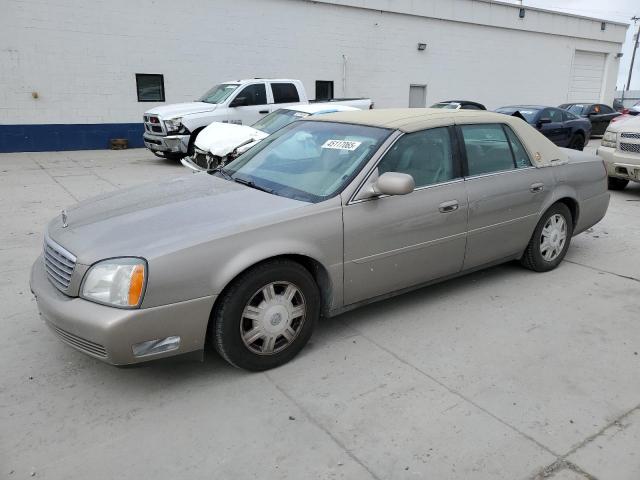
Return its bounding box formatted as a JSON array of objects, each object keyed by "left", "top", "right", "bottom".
[
  {"left": 207, "top": 253, "right": 335, "bottom": 337},
  {"left": 555, "top": 196, "right": 579, "bottom": 229}
]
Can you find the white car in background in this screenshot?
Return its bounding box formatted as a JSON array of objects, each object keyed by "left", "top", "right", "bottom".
[
  {"left": 598, "top": 115, "right": 640, "bottom": 190},
  {"left": 182, "top": 103, "right": 359, "bottom": 171}
]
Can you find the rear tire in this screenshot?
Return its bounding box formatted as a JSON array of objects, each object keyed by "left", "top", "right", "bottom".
[
  {"left": 211, "top": 260, "right": 320, "bottom": 371},
  {"left": 568, "top": 133, "right": 585, "bottom": 151},
  {"left": 608, "top": 177, "right": 629, "bottom": 190},
  {"left": 520, "top": 203, "right": 573, "bottom": 272}
]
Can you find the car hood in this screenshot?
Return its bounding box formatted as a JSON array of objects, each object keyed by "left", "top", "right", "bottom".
[
  {"left": 607, "top": 114, "right": 640, "bottom": 132},
  {"left": 47, "top": 174, "right": 307, "bottom": 265},
  {"left": 145, "top": 102, "right": 216, "bottom": 118},
  {"left": 194, "top": 122, "right": 269, "bottom": 157}
]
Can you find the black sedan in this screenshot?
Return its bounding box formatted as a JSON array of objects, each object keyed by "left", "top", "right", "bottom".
[
  {"left": 495, "top": 105, "right": 591, "bottom": 151},
  {"left": 558, "top": 103, "right": 621, "bottom": 135},
  {"left": 430, "top": 100, "right": 486, "bottom": 110}
]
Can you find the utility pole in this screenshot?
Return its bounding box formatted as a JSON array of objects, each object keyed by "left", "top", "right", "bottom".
[{"left": 627, "top": 16, "right": 640, "bottom": 92}]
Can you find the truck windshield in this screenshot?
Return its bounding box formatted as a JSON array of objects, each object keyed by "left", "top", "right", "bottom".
[
  {"left": 251, "top": 109, "right": 310, "bottom": 135},
  {"left": 198, "top": 84, "right": 239, "bottom": 104},
  {"left": 223, "top": 121, "right": 392, "bottom": 203}
]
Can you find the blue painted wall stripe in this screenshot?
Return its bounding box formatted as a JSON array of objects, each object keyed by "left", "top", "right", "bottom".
[{"left": 0, "top": 123, "right": 145, "bottom": 152}]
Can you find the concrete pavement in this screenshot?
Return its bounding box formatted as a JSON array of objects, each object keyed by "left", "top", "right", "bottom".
[{"left": 1, "top": 142, "right": 638, "bottom": 479}]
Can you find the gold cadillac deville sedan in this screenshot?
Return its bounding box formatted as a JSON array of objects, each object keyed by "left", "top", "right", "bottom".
[{"left": 30, "top": 109, "right": 610, "bottom": 371}]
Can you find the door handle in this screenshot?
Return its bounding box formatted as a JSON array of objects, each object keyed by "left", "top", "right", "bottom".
[
  {"left": 530, "top": 183, "right": 544, "bottom": 193},
  {"left": 259, "top": 110, "right": 269, "bottom": 114},
  {"left": 439, "top": 200, "right": 459, "bottom": 213}
]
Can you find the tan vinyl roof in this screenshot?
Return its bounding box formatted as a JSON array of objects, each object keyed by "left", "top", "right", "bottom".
[{"left": 308, "top": 108, "right": 511, "bottom": 132}]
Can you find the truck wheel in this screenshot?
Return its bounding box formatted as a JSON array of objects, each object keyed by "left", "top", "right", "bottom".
[
  {"left": 520, "top": 203, "right": 573, "bottom": 272},
  {"left": 608, "top": 177, "right": 629, "bottom": 190},
  {"left": 568, "top": 134, "right": 584, "bottom": 151},
  {"left": 211, "top": 259, "right": 320, "bottom": 371}
]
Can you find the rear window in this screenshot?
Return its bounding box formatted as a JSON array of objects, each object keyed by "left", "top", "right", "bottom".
[{"left": 272, "top": 83, "right": 300, "bottom": 104}]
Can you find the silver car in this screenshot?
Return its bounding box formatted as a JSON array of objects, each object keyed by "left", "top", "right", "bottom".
[{"left": 30, "top": 109, "right": 610, "bottom": 371}]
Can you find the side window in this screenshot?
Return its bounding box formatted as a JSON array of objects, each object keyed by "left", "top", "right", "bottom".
[
  {"left": 236, "top": 84, "right": 267, "bottom": 106},
  {"left": 549, "top": 108, "right": 564, "bottom": 122},
  {"left": 272, "top": 83, "right": 300, "bottom": 104},
  {"left": 461, "top": 124, "right": 514, "bottom": 176},
  {"left": 564, "top": 111, "right": 579, "bottom": 120},
  {"left": 599, "top": 104, "right": 614, "bottom": 114},
  {"left": 377, "top": 127, "right": 455, "bottom": 188},
  {"left": 540, "top": 108, "right": 562, "bottom": 122},
  {"left": 503, "top": 126, "right": 532, "bottom": 168}
]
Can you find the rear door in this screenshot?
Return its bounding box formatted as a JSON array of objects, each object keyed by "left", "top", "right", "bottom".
[
  {"left": 342, "top": 126, "right": 467, "bottom": 305},
  {"left": 459, "top": 123, "right": 553, "bottom": 269},
  {"left": 538, "top": 108, "right": 569, "bottom": 146},
  {"left": 270, "top": 82, "right": 303, "bottom": 110},
  {"left": 228, "top": 83, "right": 271, "bottom": 125},
  {"left": 588, "top": 104, "right": 617, "bottom": 135}
]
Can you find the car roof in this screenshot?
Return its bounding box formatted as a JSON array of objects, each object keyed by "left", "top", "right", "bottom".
[
  {"left": 498, "top": 105, "right": 547, "bottom": 110},
  {"left": 443, "top": 100, "right": 486, "bottom": 108},
  {"left": 308, "top": 108, "right": 513, "bottom": 133}
]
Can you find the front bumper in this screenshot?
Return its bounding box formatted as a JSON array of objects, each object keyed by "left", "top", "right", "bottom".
[
  {"left": 30, "top": 257, "right": 216, "bottom": 365},
  {"left": 143, "top": 132, "right": 190, "bottom": 154},
  {"left": 597, "top": 146, "right": 640, "bottom": 182}
]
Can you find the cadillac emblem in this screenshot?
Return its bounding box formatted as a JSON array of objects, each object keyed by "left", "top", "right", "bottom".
[{"left": 61, "top": 209, "right": 68, "bottom": 228}]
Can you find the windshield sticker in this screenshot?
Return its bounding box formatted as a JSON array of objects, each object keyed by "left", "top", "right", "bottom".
[{"left": 321, "top": 139, "right": 362, "bottom": 151}]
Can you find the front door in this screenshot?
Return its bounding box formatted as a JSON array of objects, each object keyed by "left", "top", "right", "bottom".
[
  {"left": 228, "top": 83, "right": 270, "bottom": 125},
  {"left": 343, "top": 126, "right": 467, "bottom": 305},
  {"left": 458, "top": 123, "right": 553, "bottom": 269}
]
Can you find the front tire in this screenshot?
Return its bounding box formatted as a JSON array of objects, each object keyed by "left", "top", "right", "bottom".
[
  {"left": 211, "top": 259, "right": 320, "bottom": 371},
  {"left": 568, "top": 133, "right": 585, "bottom": 151},
  {"left": 520, "top": 203, "right": 573, "bottom": 272},
  {"left": 608, "top": 177, "right": 629, "bottom": 190}
]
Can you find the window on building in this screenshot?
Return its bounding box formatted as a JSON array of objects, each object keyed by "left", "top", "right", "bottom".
[
  {"left": 232, "top": 84, "right": 267, "bottom": 106},
  {"left": 377, "top": 127, "right": 456, "bottom": 187},
  {"left": 136, "top": 74, "right": 165, "bottom": 102},
  {"left": 315, "top": 81, "right": 334, "bottom": 101},
  {"left": 271, "top": 83, "right": 300, "bottom": 104}
]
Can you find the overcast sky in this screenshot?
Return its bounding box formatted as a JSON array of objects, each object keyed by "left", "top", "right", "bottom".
[{"left": 503, "top": 0, "right": 640, "bottom": 91}]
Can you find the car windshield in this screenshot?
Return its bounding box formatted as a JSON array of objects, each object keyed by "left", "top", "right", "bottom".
[
  {"left": 495, "top": 108, "right": 539, "bottom": 123},
  {"left": 431, "top": 102, "right": 460, "bottom": 109},
  {"left": 566, "top": 104, "right": 587, "bottom": 115},
  {"left": 223, "top": 121, "right": 391, "bottom": 203},
  {"left": 198, "top": 84, "right": 239, "bottom": 104},
  {"left": 251, "top": 109, "right": 310, "bottom": 135}
]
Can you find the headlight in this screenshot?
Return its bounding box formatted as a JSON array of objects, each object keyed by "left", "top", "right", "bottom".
[
  {"left": 81, "top": 258, "right": 146, "bottom": 308},
  {"left": 164, "top": 117, "right": 183, "bottom": 134},
  {"left": 602, "top": 131, "right": 617, "bottom": 148}
]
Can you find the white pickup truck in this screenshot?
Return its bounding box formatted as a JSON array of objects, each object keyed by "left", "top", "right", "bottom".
[{"left": 143, "top": 78, "right": 373, "bottom": 159}]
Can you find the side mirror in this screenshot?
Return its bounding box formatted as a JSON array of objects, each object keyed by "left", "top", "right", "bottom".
[
  {"left": 537, "top": 117, "right": 552, "bottom": 128},
  {"left": 366, "top": 172, "right": 415, "bottom": 198},
  {"left": 230, "top": 96, "right": 249, "bottom": 107}
]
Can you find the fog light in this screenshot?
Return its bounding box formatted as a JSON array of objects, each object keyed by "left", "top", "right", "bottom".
[{"left": 132, "top": 336, "right": 181, "bottom": 357}]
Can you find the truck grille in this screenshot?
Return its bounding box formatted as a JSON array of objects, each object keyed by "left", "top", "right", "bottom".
[
  {"left": 49, "top": 323, "right": 107, "bottom": 358},
  {"left": 620, "top": 143, "right": 640, "bottom": 154},
  {"left": 143, "top": 115, "right": 165, "bottom": 135},
  {"left": 620, "top": 132, "right": 640, "bottom": 140},
  {"left": 44, "top": 237, "right": 76, "bottom": 292}
]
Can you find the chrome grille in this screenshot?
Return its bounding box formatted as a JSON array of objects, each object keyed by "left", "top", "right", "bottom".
[
  {"left": 44, "top": 237, "right": 76, "bottom": 291},
  {"left": 621, "top": 132, "right": 640, "bottom": 140},
  {"left": 49, "top": 323, "right": 107, "bottom": 358},
  {"left": 620, "top": 143, "right": 640, "bottom": 154},
  {"left": 143, "top": 115, "right": 165, "bottom": 136}
]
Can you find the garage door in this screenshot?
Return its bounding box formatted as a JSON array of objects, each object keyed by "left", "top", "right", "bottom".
[{"left": 568, "top": 50, "right": 606, "bottom": 103}]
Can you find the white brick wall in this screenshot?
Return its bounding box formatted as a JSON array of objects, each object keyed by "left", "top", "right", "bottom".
[{"left": 0, "top": 0, "right": 627, "bottom": 125}]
